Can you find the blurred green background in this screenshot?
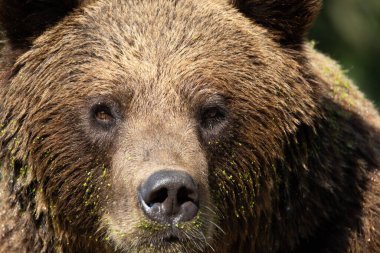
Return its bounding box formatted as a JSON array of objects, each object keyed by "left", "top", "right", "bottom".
[{"left": 310, "top": 0, "right": 380, "bottom": 106}]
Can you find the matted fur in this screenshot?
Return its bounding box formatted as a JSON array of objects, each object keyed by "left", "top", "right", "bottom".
[{"left": 0, "top": 0, "right": 379, "bottom": 252}]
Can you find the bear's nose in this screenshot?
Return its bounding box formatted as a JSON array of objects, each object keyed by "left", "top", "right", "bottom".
[{"left": 139, "top": 170, "right": 199, "bottom": 224}]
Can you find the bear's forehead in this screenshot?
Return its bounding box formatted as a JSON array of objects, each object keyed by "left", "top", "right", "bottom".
[
  {"left": 60, "top": 0, "right": 268, "bottom": 68},
  {"left": 19, "top": 0, "right": 284, "bottom": 105}
]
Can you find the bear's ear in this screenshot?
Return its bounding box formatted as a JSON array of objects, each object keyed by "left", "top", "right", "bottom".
[
  {"left": 0, "top": 0, "right": 82, "bottom": 48},
  {"left": 231, "top": 0, "right": 322, "bottom": 45}
]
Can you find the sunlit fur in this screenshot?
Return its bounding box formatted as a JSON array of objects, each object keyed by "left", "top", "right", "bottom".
[{"left": 0, "top": 0, "right": 379, "bottom": 252}]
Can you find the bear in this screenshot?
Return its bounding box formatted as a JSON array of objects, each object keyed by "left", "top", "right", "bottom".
[{"left": 0, "top": 0, "right": 379, "bottom": 252}]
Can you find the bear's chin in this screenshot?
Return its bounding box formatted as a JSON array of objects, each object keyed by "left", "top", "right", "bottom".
[
  {"left": 110, "top": 233, "right": 208, "bottom": 253},
  {"left": 105, "top": 220, "right": 212, "bottom": 253}
]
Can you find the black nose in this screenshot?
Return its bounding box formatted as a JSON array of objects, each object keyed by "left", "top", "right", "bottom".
[{"left": 139, "top": 170, "right": 199, "bottom": 224}]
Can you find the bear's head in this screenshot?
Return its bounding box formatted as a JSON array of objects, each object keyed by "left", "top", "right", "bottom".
[{"left": 0, "top": 0, "right": 323, "bottom": 252}]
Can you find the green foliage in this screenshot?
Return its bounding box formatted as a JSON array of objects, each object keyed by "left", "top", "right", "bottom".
[{"left": 311, "top": 0, "right": 380, "bottom": 106}]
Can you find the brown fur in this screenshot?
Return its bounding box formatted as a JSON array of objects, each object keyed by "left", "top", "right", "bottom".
[{"left": 0, "top": 0, "right": 379, "bottom": 252}]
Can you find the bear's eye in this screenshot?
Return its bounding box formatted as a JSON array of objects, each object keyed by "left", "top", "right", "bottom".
[
  {"left": 199, "top": 106, "right": 227, "bottom": 130},
  {"left": 96, "top": 110, "right": 113, "bottom": 122},
  {"left": 91, "top": 104, "right": 116, "bottom": 129}
]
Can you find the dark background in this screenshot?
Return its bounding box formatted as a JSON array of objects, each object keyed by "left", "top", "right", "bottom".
[{"left": 310, "top": 0, "right": 380, "bottom": 106}]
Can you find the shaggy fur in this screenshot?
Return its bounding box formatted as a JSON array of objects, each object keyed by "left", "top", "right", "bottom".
[{"left": 0, "top": 0, "right": 379, "bottom": 252}]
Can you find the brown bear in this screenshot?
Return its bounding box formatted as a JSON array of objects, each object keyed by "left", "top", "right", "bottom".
[{"left": 0, "top": 0, "right": 379, "bottom": 252}]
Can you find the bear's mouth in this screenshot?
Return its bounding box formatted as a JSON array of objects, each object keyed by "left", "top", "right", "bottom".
[
  {"left": 135, "top": 228, "right": 198, "bottom": 249},
  {"left": 146, "top": 229, "right": 185, "bottom": 245},
  {"left": 163, "top": 234, "right": 180, "bottom": 243}
]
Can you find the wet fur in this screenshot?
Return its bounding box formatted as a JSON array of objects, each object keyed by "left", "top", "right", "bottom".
[{"left": 0, "top": 0, "right": 379, "bottom": 252}]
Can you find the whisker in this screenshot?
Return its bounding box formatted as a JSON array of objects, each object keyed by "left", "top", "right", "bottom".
[
  {"left": 200, "top": 230, "right": 215, "bottom": 252},
  {"left": 208, "top": 220, "right": 226, "bottom": 235},
  {"left": 204, "top": 205, "right": 217, "bottom": 215},
  {"left": 185, "top": 229, "right": 206, "bottom": 252}
]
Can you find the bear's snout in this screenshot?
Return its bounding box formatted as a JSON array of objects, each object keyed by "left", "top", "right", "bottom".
[{"left": 139, "top": 170, "right": 199, "bottom": 224}]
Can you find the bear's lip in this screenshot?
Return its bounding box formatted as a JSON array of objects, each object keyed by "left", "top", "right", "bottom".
[
  {"left": 162, "top": 234, "right": 180, "bottom": 243},
  {"left": 136, "top": 228, "right": 189, "bottom": 247},
  {"left": 151, "top": 228, "right": 184, "bottom": 242}
]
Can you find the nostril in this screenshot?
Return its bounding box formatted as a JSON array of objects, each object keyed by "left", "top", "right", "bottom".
[
  {"left": 139, "top": 170, "right": 200, "bottom": 223},
  {"left": 146, "top": 188, "right": 168, "bottom": 207},
  {"left": 177, "top": 186, "right": 195, "bottom": 205}
]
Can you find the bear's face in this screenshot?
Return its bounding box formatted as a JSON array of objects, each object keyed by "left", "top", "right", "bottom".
[{"left": 0, "top": 0, "right": 321, "bottom": 252}]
